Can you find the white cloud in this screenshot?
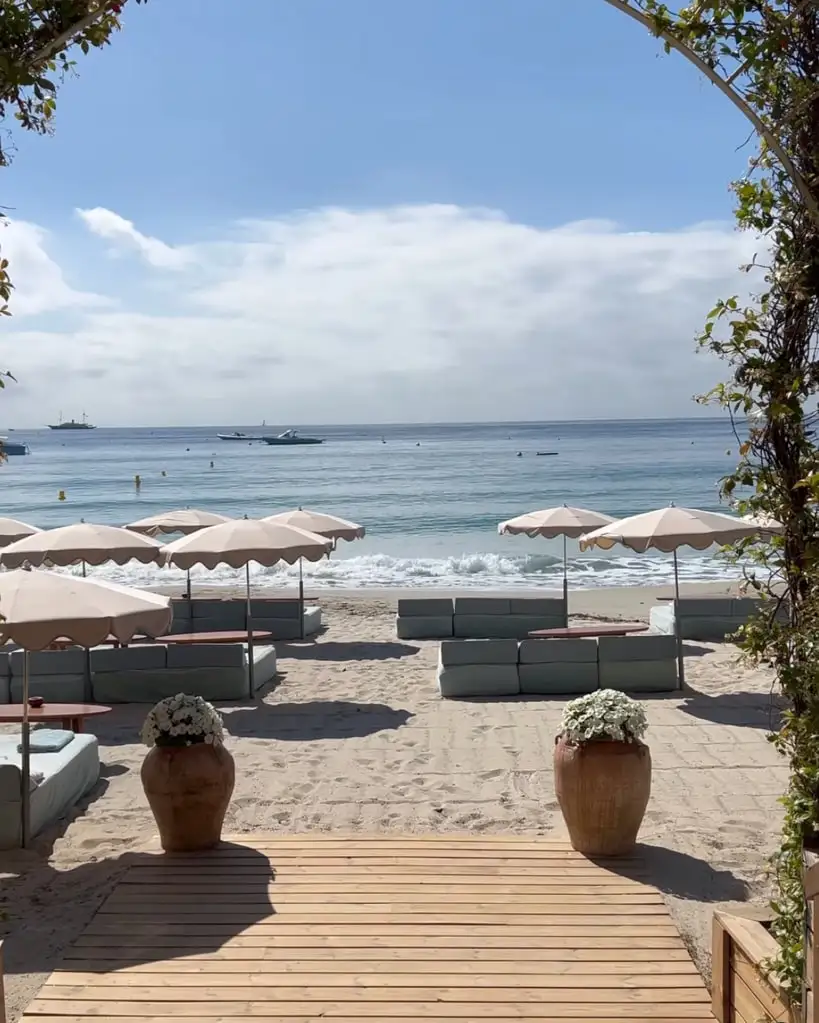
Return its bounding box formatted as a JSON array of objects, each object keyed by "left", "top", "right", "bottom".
[
  {"left": 77, "top": 207, "right": 191, "bottom": 270},
  {"left": 0, "top": 203, "right": 759, "bottom": 426},
  {"left": 0, "top": 220, "right": 109, "bottom": 316}
]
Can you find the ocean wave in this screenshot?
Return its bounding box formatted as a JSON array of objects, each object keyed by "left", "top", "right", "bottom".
[{"left": 77, "top": 549, "right": 738, "bottom": 591}]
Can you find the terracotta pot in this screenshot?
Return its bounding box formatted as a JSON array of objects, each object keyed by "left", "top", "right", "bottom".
[
  {"left": 141, "top": 741, "right": 235, "bottom": 852},
  {"left": 553, "top": 735, "right": 651, "bottom": 856}
]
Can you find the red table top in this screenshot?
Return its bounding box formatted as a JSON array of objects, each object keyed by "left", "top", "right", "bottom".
[
  {"left": 0, "top": 703, "right": 112, "bottom": 723},
  {"left": 155, "top": 630, "right": 274, "bottom": 645},
  {"left": 528, "top": 623, "right": 649, "bottom": 639}
]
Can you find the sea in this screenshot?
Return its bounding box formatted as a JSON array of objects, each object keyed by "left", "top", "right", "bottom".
[{"left": 0, "top": 419, "right": 745, "bottom": 593}]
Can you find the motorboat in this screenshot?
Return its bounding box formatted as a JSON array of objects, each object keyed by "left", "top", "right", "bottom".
[
  {"left": 0, "top": 436, "right": 30, "bottom": 455},
  {"left": 217, "top": 432, "right": 264, "bottom": 441},
  {"left": 262, "top": 429, "right": 323, "bottom": 446},
  {"left": 48, "top": 412, "right": 95, "bottom": 430}
]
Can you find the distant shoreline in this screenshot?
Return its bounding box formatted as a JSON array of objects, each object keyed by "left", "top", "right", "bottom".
[{"left": 150, "top": 578, "right": 745, "bottom": 622}]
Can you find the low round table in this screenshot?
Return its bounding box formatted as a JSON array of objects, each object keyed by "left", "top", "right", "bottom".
[
  {"left": 154, "top": 630, "right": 274, "bottom": 645},
  {"left": 527, "top": 623, "right": 649, "bottom": 639},
  {"left": 0, "top": 703, "right": 112, "bottom": 732}
]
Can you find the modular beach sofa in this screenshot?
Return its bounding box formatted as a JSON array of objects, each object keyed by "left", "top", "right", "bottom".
[
  {"left": 396, "top": 596, "right": 568, "bottom": 640},
  {"left": 649, "top": 595, "right": 784, "bottom": 642},
  {"left": 436, "top": 634, "right": 680, "bottom": 698}
]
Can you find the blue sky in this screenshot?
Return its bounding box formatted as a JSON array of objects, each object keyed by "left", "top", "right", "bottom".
[{"left": 1, "top": 0, "right": 758, "bottom": 426}]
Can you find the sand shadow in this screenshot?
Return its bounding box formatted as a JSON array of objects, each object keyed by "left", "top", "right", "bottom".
[
  {"left": 277, "top": 640, "right": 420, "bottom": 661},
  {"left": 604, "top": 843, "right": 749, "bottom": 902},
  {"left": 682, "top": 643, "right": 713, "bottom": 658},
  {"left": 679, "top": 687, "right": 783, "bottom": 731},
  {"left": 0, "top": 842, "right": 274, "bottom": 977},
  {"left": 223, "top": 700, "right": 414, "bottom": 740}
]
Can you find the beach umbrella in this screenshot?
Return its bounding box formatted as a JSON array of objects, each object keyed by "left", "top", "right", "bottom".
[
  {"left": 0, "top": 569, "right": 172, "bottom": 847},
  {"left": 579, "top": 505, "right": 761, "bottom": 685},
  {"left": 0, "top": 517, "right": 42, "bottom": 547},
  {"left": 263, "top": 509, "right": 365, "bottom": 637},
  {"left": 498, "top": 505, "right": 614, "bottom": 605},
  {"left": 0, "top": 522, "right": 166, "bottom": 575},
  {"left": 163, "top": 520, "right": 332, "bottom": 693},
  {"left": 125, "top": 508, "right": 234, "bottom": 598},
  {"left": 742, "top": 513, "right": 784, "bottom": 534}
]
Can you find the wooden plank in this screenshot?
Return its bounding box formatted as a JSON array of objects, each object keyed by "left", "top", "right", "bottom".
[
  {"left": 24, "top": 1015, "right": 718, "bottom": 1022},
  {"left": 121, "top": 865, "right": 647, "bottom": 878},
  {"left": 97, "top": 901, "right": 669, "bottom": 916},
  {"left": 25, "top": 1000, "right": 716, "bottom": 1018},
  {"left": 59, "top": 947, "right": 693, "bottom": 965},
  {"left": 52, "top": 958, "right": 699, "bottom": 974},
  {"left": 116, "top": 880, "right": 650, "bottom": 894},
  {"left": 107, "top": 888, "right": 661, "bottom": 903},
  {"left": 161, "top": 840, "right": 638, "bottom": 853},
  {"left": 715, "top": 911, "right": 779, "bottom": 966},
  {"left": 48, "top": 971, "right": 707, "bottom": 988},
  {"left": 733, "top": 950, "right": 794, "bottom": 1022},
  {"left": 79, "top": 921, "right": 681, "bottom": 936},
  {"left": 37, "top": 983, "right": 712, "bottom": 1002},
  {"left": 711, "top": 913, "right": 730, "bottom": 1023},
  {"left": 70, "top": 934, "right": 688, "bottom": 950},
  {"left": 731, "top": 968, "right": 791, "bottom": 1023}
]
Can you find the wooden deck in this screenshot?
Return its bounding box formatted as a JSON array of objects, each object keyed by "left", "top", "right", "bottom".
[{"left": 23, "top": 834, "right": 715, "bottom": 1022}]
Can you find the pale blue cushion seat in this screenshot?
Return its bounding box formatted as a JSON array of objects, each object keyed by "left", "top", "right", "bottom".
[
  {"left": 517, "top": 638, "right": 598, "bottom": 695},
  {"left": 9, "top": 648, "right": 89, "bottom": 703},
  {"left": 437, "top": 639, "right": 520, "bottom": 698},
  {"left": 597, "top": 634, "right": 678, "bottom": 692},
  {"left": 395, "top": 598, "right": 454, "bottom": 640}
]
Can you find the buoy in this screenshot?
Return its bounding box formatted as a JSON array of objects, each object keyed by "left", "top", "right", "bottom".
[
  {"left": 134, "top": 474, "right": 141, "bottom": 488},
  {"left": 160, "top": 470, "right": 167, "bottom": 477},
  {"left": 209, "top": 461, "right": 214, "bottom": 469},
  {"left": 58, "top": 490, "right": 66, "bottom": 501}
]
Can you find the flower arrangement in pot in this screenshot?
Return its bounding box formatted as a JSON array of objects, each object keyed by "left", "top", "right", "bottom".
[
  {"left": 553, "top": 689, "right": 650, "bottom": 857},
  {"left": 140, "top": 693, "right": 235, "bottom": 852}
]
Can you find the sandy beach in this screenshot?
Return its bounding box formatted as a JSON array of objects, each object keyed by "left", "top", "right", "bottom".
[{"left": 0, "top": 580, "right": 786, "bottom": 1021}]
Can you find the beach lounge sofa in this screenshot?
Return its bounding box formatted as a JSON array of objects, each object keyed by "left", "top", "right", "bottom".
[
  {"left": 396, "top": 598, "right": 454, "bottom": 639},
  {"left": 8, "top": 648, "right": 90, "bottom": 703},
  {"left": 170, "top": 597, "right": 322, "bottom": 640},
  {"left": 397, "top": 596, "right": 568, "bottom": 641},
  {"left": 517, "top": 638, "right": 598, "bottom": 695},
  {"left": 436, "top": 632, "right": 680, "bottom": 699},
  {"left": 90, "top": 643, "right": 278, "bottom": 703},
  {"left": 437, "top": 639, "right": 520, "bottom": 698},
  {"left": 0, "top": 731, "right": 100, "bottom": 849},
  {"left": 648, "top": 596, "right": 780, "bottom": 642},
  {"left": 597, "top": 634, "right": 679, "bottom": 693},
  {"left": 453, "top": 597, "right": 567, "bottom": 639}
]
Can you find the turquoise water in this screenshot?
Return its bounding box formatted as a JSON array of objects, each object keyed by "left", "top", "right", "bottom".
[{"left": 0, "top": 419, "right": 741, "bottom": 590}]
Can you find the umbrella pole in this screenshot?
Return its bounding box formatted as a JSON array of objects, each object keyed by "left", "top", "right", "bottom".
[
  {"left": 673, "top": 550, "right": 685, "bottom": 688},
  {"left": 21, "top": 651, "right": 30, "bottom": 848},
  {"left": 562, "top": 535, "right": 568, "bottom": 623},
  {"left": 81, "top": 561, "right": 86, "bottom": 579},
  {"left": 298, "top": 558, "right": 304, "bottom": 641},
  {"left": 185, "top": 568, "right": 191, "bottom": 601},
  {"left": 246, "top": 562, "right": 255, "bottom": 698}
]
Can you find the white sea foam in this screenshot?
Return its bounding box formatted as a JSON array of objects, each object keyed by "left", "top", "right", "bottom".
[{"left": 81, "top": 549, "right": 738, "bottom": 592}]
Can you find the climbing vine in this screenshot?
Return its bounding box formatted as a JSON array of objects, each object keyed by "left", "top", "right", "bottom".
[{"left": 620, "top": 0, "right": 819, "bottom": 999}]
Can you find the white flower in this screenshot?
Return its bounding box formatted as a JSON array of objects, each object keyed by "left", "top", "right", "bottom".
[
  {"left": 142, "top": 694, "right": 225, "bottom": 748},
  {"left": 560, "top": 689, "right": 648, "bottom": 746}
]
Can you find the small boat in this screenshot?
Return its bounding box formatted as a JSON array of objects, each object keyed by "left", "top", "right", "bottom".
[
  {"left": 217, "top": 432, "right": 264, "bottom": 441},
  {"left": 262, "top": 429, "right": 323, "bottom": 446},
  {"left": 48, "top": 411, "right": 95, "bottom": 430},
  {"left": 0, "top": 436, "right": 30, "bottom": 455},
  {"left": 536, "top": 451, "right": 559, "bottom": 456}
]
